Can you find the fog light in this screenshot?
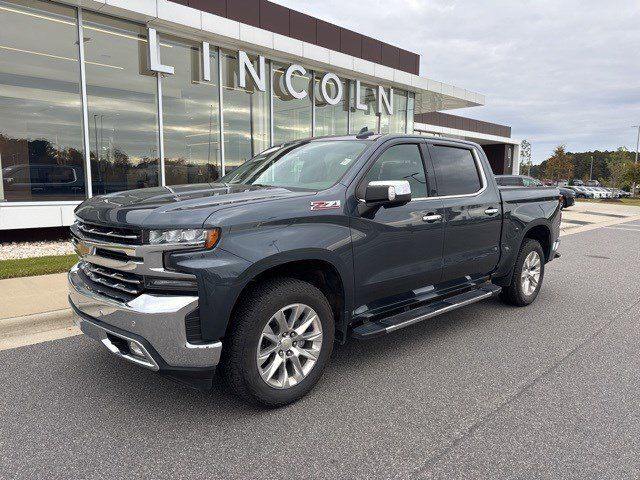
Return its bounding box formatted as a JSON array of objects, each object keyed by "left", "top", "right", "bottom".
[{"left": 129, "top": 341, "right": 145, "bottom": 358}]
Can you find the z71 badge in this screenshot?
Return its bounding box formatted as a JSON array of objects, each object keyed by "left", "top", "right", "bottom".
[{"left": 310, "top": 200, "right": 341, "bottom": 211}]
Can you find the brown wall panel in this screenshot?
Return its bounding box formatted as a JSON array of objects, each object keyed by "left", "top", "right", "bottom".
[
  {"left": 340, "top": 28, "right": 362, "bottom": 57},
  {"left": 173, "top": 0, "right": 420, "bottom": 75},
  {"left": 361, "top": 36, "right": 382, "bottom": 64},
  {"left": 289, "top": 10, "right": 316, "bottom": 43},
  {"left": 380, "top": 43, "right": 400, "bottom": 70},
  {"left": 259, "top": 0, "right": 289, "bottom": 36},
  {"left": 190, "top": 0, "right": 226, "bottom": 17},
  {"left": 316, "top": 19, "right": 341, "bottom": 51},
  {"left": 415, "top": 112, "right": 512, "bottom": 138},
  {"left": 226, "top": 0, "right": 259, "bottom": 27}
]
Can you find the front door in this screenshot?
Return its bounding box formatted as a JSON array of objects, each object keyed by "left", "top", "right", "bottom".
[{"left": 351, "top": 141, "right": 445, "bottom": 309}]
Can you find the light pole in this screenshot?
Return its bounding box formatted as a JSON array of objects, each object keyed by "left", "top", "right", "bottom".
[
  {"left": 589, "top": 155, "right": 594, "bottom": 182},
  {"left": 633, "top": 126, "right": 640, "bottom": 195}
]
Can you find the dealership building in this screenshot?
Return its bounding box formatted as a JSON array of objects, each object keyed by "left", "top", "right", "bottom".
[{"left": 0, "top": 0, "right": 519, "bottom": 230}]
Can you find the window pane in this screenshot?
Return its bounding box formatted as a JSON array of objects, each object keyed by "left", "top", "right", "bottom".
[
  {"left": 273, "top": 63, "right": 311, "bottom": 143},
  {"left": 83, "top": 13, "right": 159, "bottom": 195},
  {"left": 221, "top": 50, "right": 270, "bottom": 173},
  {"left": 314, "top": 76, "right": 348, "bottom": 136},
  {"left": 0, "top": 0, "right": 85, "bottom": 202},
  {"left": 380, "top": 90, "right": 407, "bottom": 134},
  {"left": 365, "top": 144, "right": 427, "bottom": 198},
  {"left": 349, "top": 82, "right": 378, "bottom": 134},
  {"left": 431, "top": 146, "right": 481, "bottom": 196},
  {"left": 161, "top": 37, "right": 221, "bottom": 185}
]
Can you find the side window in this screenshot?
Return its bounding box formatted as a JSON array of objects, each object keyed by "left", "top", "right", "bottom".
[
  {"left": 430, "top": 146, "right": 482, "bottom": 196},
  {"left": 364, "top": 144, "right": 427, "bottom": 198},
  {"left": 523, "top": 177, "right": 536, "bottom": 187}
]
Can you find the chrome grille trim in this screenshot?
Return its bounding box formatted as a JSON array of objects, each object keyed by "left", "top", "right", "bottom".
[
  {"left": 76, "top": 221, "right": 142, "bottom": 245},
  {"left": 79, "top": 262, "right": 143, "bottom": 296}
]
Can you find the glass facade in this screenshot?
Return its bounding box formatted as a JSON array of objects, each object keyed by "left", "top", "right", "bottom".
[
  {"left": 221, "top": 50, "right": 270, "bottom": 173},
  {"left": 0, "top": 0, "right": 413, "bottom": 204},
  {"left": 314, "top": 76, "right": 348, "bottom": 137},
  {"left": 83, "top": 13, "right": 159, "bottom": 195},
  {"left": 272, "top": 63, "right": 312, "bottom": 144},
  {"left": 380, "top": 90, "right": 408, "bottom": 134},
  {"left": 349, "top": 82, "right": 378, "bottom": 134},
  {"left": 0, "top": 0, "right": 85, "bottom": 202},
  {"left": 161, "top": 36, "right": 221, "bottom": 185}
]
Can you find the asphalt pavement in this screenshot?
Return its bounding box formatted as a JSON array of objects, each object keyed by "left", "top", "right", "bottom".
[{"left": 1, "top": 221, "right": 640, "bottom": 479}]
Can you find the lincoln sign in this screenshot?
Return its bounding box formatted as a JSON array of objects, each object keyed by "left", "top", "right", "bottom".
[{"left": 147, "top": 28, "right": 395, "bottom": 116}]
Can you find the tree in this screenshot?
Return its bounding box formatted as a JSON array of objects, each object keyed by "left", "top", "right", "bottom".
[
  {"left": 543, "top": 145, "right": 574, "bottom": 182},
  {"left": 520, "top": 140, "right": 532, "bottom": 175},
  {"left": 622, "top": 163, "right": 640, "bottom": 195}
]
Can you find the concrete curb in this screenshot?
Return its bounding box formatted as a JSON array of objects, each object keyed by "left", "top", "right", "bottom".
[{"left": 0, "top": 308, "right": 74, "bottom": 339}]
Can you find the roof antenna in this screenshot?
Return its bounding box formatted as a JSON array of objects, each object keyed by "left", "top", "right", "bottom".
[{"left": 356, "top": 126, "right": 375, "bottom": 139}]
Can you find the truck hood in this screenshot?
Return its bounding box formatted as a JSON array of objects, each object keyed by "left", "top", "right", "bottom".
[{"left": 75, "top": 183, "right": 313, "bottom": 228}]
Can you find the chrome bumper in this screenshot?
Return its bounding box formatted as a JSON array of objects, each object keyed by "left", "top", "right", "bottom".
[{"left": 68, "top": 264, "right": 222, "bottom": 370}]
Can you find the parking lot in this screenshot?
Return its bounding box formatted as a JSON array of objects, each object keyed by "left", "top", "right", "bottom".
[{"left": 2, "top": 214, "right": 640, "bottom": 479}]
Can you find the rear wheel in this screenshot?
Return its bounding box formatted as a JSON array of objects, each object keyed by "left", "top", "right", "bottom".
[
  {"left": 220, "top": 277, "right": 334, "bottom": 407},
  {"left": 500, "top": 239, "right": 545, "bottom": 307}
]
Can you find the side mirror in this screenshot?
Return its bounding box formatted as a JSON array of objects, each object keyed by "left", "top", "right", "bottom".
[{"left": 365, "top": 180, "right": 411, "bottom": 205}]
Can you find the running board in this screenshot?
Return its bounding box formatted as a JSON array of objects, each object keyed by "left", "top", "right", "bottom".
[{"left": 352, "top": 283, "right": 501, "bottom": 339}]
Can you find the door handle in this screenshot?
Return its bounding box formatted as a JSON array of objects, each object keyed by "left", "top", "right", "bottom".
[
  {"left": 484, "top": 207, "right": 499, "bottom": 215},
  {"left": 422, "top": 213, "right": 442, "bottom": 223}
]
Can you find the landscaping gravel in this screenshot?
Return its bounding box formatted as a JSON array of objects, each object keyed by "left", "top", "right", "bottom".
[{"left": 0, "top": 240, "right": 75, "bottom": 260}]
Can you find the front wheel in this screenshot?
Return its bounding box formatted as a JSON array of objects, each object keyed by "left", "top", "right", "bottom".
[
  {"left": 219, "top": 277, "right": 335, "bottom": 407},
  {"left": 500, "top": 239, "right": 545, "bottom": 307}
]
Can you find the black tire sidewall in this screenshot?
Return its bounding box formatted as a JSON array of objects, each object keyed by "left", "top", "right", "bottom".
[
  {"left": 239, "top": 280, "right": 335, "bottom": 405},
  {"left": 513, "top": 240, "right": 545, "bottom": 305}
]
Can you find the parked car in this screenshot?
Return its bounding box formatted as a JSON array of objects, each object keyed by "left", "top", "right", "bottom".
[
  {"left": 558, "top": 187, "right": 576, "bottom": 209},
  {"left": 594, "top": 187, "right": 611, "bottom": 198},
  {"left": 567, "top": 186, "right": 594, "bottom": 198},
  {"left": 1, "top": 163, "right": 85, "bottom": 201},
  {"left": 572, "top": 179, "right": 584, "bottom": 186},
  {"left": 586, "top": 180, "right": 601, "bottom": 187},
  {"left": 584, "top": 187, "right": 603, "bottom": 198},
  {"left": 69, "top": 134, "right": 561, "bottom": 406},
  {"left": 495, "top": 175, "right": 573, "bottom": 209}
]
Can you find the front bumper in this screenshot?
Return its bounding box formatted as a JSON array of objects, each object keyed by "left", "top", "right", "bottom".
[{"left": 68, "top": 264, "right": 222, "bottom": 372}]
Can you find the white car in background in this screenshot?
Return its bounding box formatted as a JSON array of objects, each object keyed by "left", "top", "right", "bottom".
[
  {"left": 585, "top": 187, "right": 603, "bottom": 198},
  {"left": 568, "top": 186, "right": 594, "bottom": 198}
]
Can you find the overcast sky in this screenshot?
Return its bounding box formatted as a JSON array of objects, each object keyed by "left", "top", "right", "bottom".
[{"left": 274, "top": 0, "right": 640, "bottom": 164}]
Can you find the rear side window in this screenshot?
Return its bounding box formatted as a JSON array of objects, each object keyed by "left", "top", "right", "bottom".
[
  {"left": 430, "top": 146, "right": 482, "bottom": 196},
  {"left": 364, "top": 144, "right": 427, "bottom": 198},
  {"left": 496, "top": 176, "right": 521, "bottom": 186}
]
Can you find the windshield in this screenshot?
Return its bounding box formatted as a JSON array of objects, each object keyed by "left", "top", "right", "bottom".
[{"left": 220, "top": 140, "right": 369, "bottom": 190}]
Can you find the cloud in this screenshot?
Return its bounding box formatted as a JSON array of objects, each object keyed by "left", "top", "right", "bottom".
[{"left": 273, "top": 0, "right": 640, "bottom": 163}]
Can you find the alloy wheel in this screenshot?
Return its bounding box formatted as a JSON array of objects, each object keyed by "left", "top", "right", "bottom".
[
  {"left": 520, "top": 251, "right": 541, "bottom": 296},
  {"left": 256, "top": 303, "right": 323, "bottom": 389}
]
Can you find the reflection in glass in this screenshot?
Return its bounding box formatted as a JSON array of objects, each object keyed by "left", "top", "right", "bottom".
[
  {"left": 0, "top": 0, "right": 85, "bottom": 202},
  {"left": 349, "top": 82, "right": 378, "bottom": 134},
  {"left": 83, "top": 12, "right": 159, "bottom": 195},
  {"left": 314, "top": 76, "right": 348, "bottom": 137},
  {"left": 161, "top": 37, "right": 221, "bottom": 185},
  {"left": 272, "top": 63, "right": 312, "bottom": 144},
  {"left": 380, "top": 90, "right": 408, "bottom": 134},
  {"left": 221, "top": 50, "right": 270, "bottom": 173}
]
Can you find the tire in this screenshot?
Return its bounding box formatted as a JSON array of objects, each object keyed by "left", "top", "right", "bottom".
[
  {"left": 499, "top": 239, "right": 545, "bottom": 307},
  {"left": 562, "top": 197, "right": 568, "bottom": 209},
  {"left": 219, "top": 277, "right": 335, "bottom": 407},
  {"left": 577, "top": 194, "right": 586, "bottom": 199}
]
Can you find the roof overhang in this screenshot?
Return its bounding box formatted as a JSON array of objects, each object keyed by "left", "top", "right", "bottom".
[{"left": 61, "top": 0, "right": 484, "bottom": 114}]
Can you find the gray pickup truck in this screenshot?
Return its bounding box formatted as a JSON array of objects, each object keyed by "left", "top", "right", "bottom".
[{"left": 69, "top": 133, "right": 561, "bottom": 406}]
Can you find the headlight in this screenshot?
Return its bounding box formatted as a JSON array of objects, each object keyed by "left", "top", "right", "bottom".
[{"left": 148, "top": 228, "right": 220, "bottom": 248}]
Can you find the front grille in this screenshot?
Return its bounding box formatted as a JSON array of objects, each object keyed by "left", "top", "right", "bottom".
[
  {"left": 79, "top": 261, "right": 144, "bottom": 301},
  {"left": 76, "top": 220, "right": 142, "bottom": 245}
]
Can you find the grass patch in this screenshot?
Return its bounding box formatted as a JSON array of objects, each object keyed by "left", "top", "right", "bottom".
[
  {"left": 576, "top": 198, "right": 640, "bottom": 207},
  {"left": 0, "top": 254, "right": 78, "bottom": 280}
]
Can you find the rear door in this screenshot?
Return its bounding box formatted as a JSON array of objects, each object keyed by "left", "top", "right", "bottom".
[{"left": 426, "top": 142, "right": 502, "bottom": 282}]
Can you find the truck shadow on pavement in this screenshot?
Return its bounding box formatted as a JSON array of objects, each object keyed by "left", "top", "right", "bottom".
[{"left": 69, "top": 297, "right": 506, "bottom": 415}]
